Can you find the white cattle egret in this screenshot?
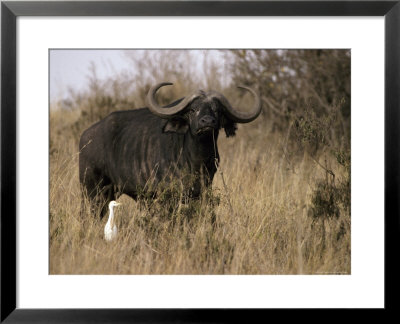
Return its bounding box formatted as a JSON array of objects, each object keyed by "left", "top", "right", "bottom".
[{"left": 104, "top": 201, "right": 121, "bottom": 241}]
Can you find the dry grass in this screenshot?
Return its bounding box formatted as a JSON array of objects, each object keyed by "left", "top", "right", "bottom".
[{"left": 49, "top": 109, "right": 350, "bottom": 275}]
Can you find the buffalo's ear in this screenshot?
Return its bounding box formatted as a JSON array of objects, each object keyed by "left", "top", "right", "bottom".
[
  {"left": 221, "top": 116, "right": 237, "bottom": 137},
  {"left": 163, "top": 117, "right": 189, "bottom": 134}
]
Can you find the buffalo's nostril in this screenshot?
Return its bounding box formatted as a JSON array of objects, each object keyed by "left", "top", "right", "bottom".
[{"left": 200, "top": 116, "right": 216, "bottom": 127}]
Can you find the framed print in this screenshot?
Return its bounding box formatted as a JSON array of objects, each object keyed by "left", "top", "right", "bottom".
[{"left": 1, "top": 0, "right": 399, "bottom": 322}]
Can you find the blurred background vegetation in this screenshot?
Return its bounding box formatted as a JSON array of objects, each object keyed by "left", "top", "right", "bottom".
[{"left": 50, "top": 49, "right": 351, "bottom": 274}]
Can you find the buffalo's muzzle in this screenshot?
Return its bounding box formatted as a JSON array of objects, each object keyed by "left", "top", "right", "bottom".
[{"left": 199, "top": 115, "right": 217, "bottom": 128}]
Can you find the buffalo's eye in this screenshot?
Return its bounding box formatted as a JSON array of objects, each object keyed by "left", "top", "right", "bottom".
[
  {"left": 189, "top": 108, "right": 199, "bottom": 117},
  {"left": 186, "top": 109, "right": 196, "bottom": 120}
]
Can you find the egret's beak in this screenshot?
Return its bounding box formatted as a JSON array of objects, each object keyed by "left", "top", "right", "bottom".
[{"left": 115, "top": 202, "right": 121, "bottom": 206}]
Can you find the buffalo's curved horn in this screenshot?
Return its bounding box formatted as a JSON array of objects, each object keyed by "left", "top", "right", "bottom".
[
  {"left": 210, "top": 86, "right": 261, "bottom": 123},
  {"left": 146, "top": 82, "right": 201, "bottom": 118}
]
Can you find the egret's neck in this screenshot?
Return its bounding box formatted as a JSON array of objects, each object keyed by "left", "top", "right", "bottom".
[{"left": 107, "top": 207, "right": 115, "bottom": 227}]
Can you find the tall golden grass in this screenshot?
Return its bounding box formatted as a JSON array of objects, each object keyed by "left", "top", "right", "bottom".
[
  {"left": 50, "top": 49, "right": 350, "bottom": 274},
  {"left": 50, "top": 112, "right": 350, "bottom": 275}
]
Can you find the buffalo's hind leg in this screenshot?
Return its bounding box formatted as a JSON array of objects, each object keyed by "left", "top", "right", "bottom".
[
  {"left": 80, "top": 172, "right": 115, "bottom": 219},
  {"left": 97, "top": 184, "right": 116, "bottom": 219}
]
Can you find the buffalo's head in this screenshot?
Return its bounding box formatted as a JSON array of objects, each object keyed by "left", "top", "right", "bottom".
[{"left": 146, "top": 82, "right": 261, "bottom": 138}]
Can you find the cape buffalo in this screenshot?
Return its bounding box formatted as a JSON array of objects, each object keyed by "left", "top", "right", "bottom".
[{"left": 79, "top": 82, "right": 261, "bottom": 217}]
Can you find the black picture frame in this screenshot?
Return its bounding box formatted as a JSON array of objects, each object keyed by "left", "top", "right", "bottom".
[{"left": 1, "top": 1, "right": 399, "bottom": 322}]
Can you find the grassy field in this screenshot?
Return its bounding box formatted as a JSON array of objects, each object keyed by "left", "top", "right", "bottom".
[{"left": 49, "top": 106, "right": 350, "bottom": 275}]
